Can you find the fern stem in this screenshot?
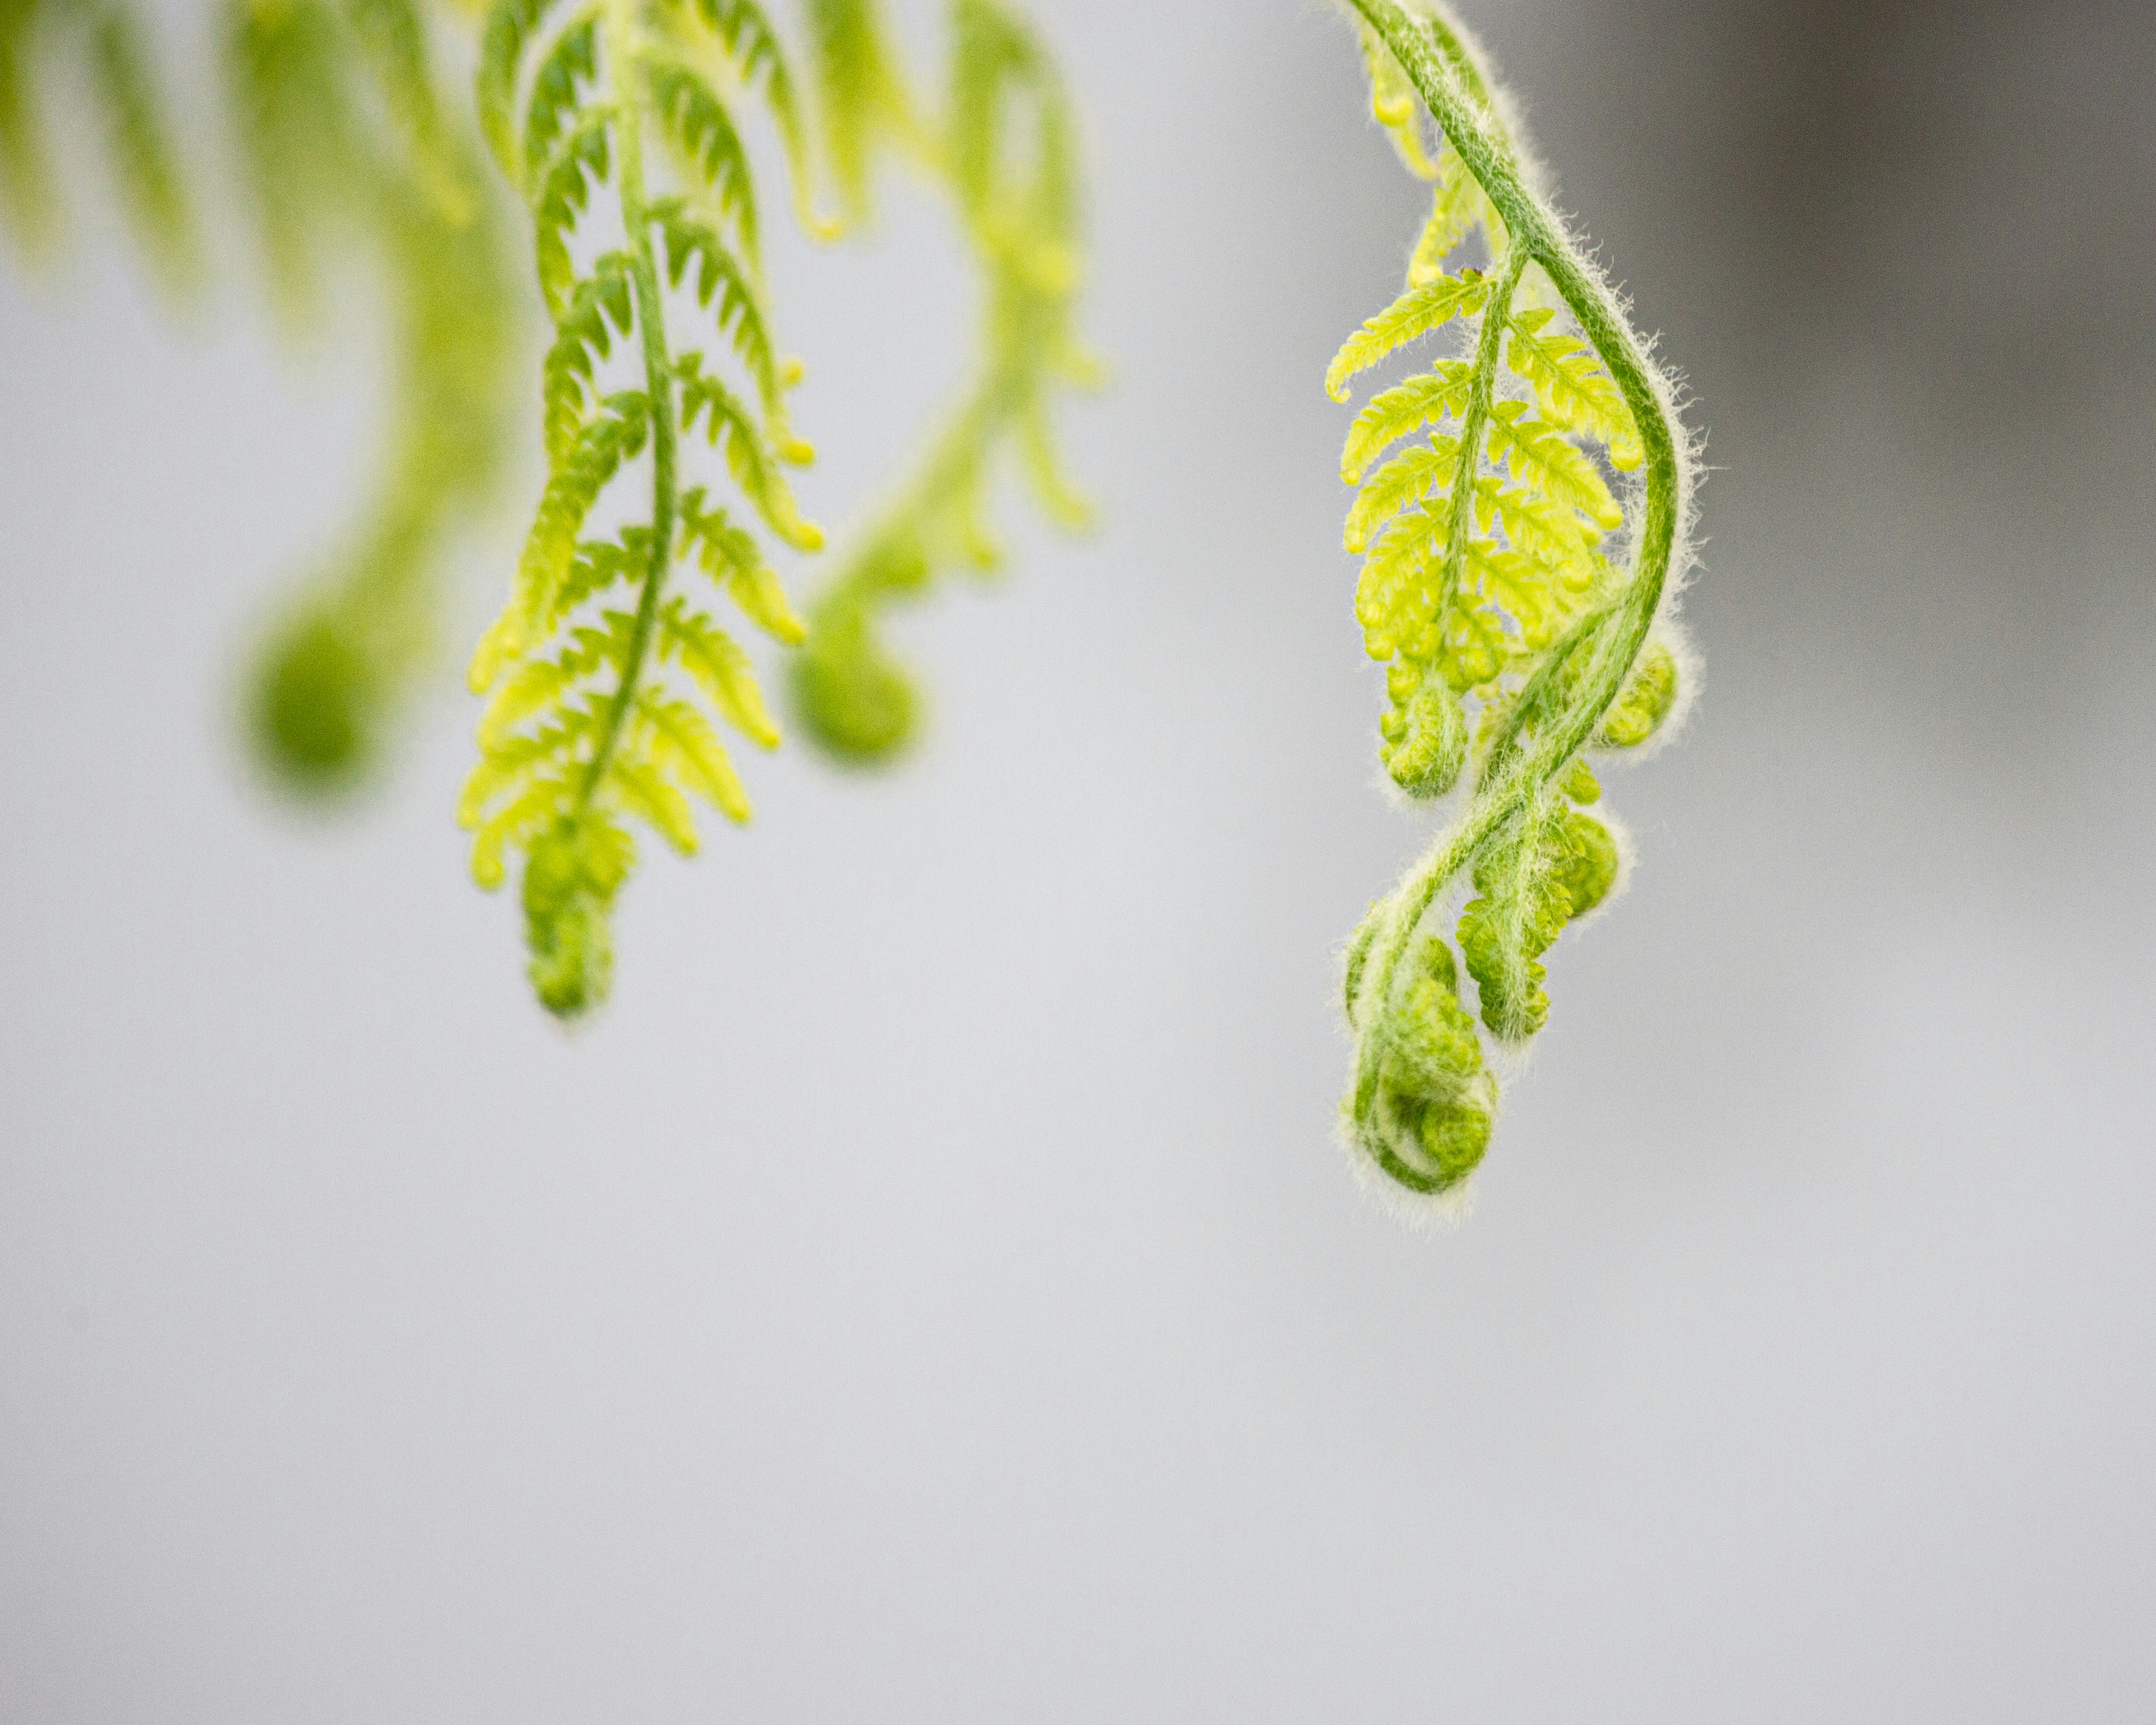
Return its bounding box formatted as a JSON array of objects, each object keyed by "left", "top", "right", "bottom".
[
  {"left": 1438, "top": 243, "right": 1524, "bottom": 631},
  {"left": 1340, "top": 0, "right": 1686, "bottom": 1059},
  {"left": 577, "top": 0, "right": 675, "bottom": 813}
]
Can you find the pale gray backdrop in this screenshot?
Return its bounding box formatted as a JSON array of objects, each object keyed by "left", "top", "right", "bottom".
[{"left": 4, "top": 0, "right": 2154, "bottom": 1719}]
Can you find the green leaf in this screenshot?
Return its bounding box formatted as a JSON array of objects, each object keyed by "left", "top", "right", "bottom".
[
  {"left": 1325, "top": 271, "right": 1491, "bottom": 402},
  {"left": 674, "top": 352, "right": 821, "bottom": 550},
  {"left": 1340, "top": 361, "right": 1472, "bottom": 484}
]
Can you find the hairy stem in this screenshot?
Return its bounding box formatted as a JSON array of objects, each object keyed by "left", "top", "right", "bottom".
[{"left": 1341, "top": 0, "right": 1685, "bottom": 1068}]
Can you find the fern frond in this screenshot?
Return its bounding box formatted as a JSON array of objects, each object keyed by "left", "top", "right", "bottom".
[
  {"left": 226, "top": 0, "right": 356, "bottom": 325},
  {"left": 1484, "top": 400, "right": 1622, "bottom": 531},
  {"left": 1334, "top": 0, "right": 1699, "bottom": 1204},
  {"left": 244, "top": 0, "right": 523, "bottom": 793},
  {"left": 1407, "top": 141, "right": 1490, "bottom": 286},
  {"left": 671, "top": 0, "right": 818, "bottom": 231},
  {"left": 660, "top": 597, "right": 778, "bottom": 745},
  {"left": 478, "top": 0, "right": 562, "bottom": 183},
  {"left": 1358, "top": 20, "right": 1439, "bottom": 180},
  {"left": 1343, "top": 437, "right": 1454, "bottom": 554},
  {"left": 802, "top": 0, "right": 923, "bottom": 225},
  {"left": 634, "top": 689, "right": 750, "bottom": 822},
  {"left": 793, "top": 0, "right": 1097, "bottom": 767},
  {"left": 344, "top": 0, "right": 469, "bottom": 220},
  {"left": 477, "top": 391, "right": 650, "bottom": 686},
  {"left": 679, "top": 487, "right": 803, "bottom": 642},
  {"left": 540, "top": 250, "right": 634, "bottom": 463},
  {"left": 646, "top": 196, "right": 793, "bottom": 436},
  {"left": 530, "top": 107, "right": 611, "bottom": 313},
  {"left": 462, "top": 0, "right": 819, "bottom": 1015}
]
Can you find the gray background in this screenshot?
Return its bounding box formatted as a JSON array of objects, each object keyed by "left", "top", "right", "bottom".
[{"left": 5, "top": 0, "right": 2155, "bottom": 1717}]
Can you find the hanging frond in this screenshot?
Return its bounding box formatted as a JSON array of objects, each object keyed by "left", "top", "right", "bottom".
[
  {"left": 793, "top": 0, "right": 1098, "bottom": 766},
  {"left": 643, "top": 52, "right": 757, "bottom": 262},
  {"left": 461, "top": 0, "right": 820, "bottom": 1017},
  {"left": 1332, "top": 0, "right": 1699, "bottom": 1206},
  {"left": 238, "top": 0, "right": 523, "bottom": 794}
]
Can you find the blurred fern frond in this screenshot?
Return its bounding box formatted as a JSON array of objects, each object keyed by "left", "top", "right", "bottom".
[
  {"left": 0, "top": 0, "right": 199, "bottom": 285},
  {"left": 789, "top": 0, "right": 1098, "bottom": 766},
  {"left": 234, "top": 0, "right": 521, "bottom": 794}
]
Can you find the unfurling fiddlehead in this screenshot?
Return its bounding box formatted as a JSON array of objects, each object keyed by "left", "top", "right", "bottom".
[
  {"left": 235, "top": 0, "right": 520, "bottom": 792},
  {"left": 790, "top": 0, "right": 1097, "bottom": 765},
  {"left": 1333, "top": 0, "right": 1697, "bottom": 1206},
  {"left": 462, "top": 0, "right": 822, "bottom": 1016}
]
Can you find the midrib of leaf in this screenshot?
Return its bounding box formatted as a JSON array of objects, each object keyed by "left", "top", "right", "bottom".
[{"left": 575, "top": 0, "right": 675, "bottom": 813}]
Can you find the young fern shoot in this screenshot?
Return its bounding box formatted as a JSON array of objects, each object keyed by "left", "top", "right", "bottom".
[
  {"left": 790, "top": 0, "right": 1097, "bottom": 764},
  {"left": 463, "top": 0, "right": 823, "bottom": 1016},
  {"left": 1332, "top": 0, "right": 1696, "bottom": 1204}
]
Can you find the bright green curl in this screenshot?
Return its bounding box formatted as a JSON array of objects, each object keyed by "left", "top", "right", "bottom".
[{"left": 1333, "top": 0, "right": 1696, "bottom": 1204}]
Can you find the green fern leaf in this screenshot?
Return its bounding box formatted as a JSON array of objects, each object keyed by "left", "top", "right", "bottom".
[
  {"left": 679, "top": 487, "right": 805, "bottom": 642},
  {"left": 1340, "top": 359, "right": 1473, "bottom": 484},
  {"left": 1325, "top": 269, "right": 1491, "bottom": 402},
  {"left": 541, "top": 250, "right": 635, "bottom": 464},
  {"left": 607, "top": 751, "right": 702, "bottom": 853},
  {"left": 1485, "top": 400, "right": 1622, "bottom": 531},
  {"left": 520, "top": 810, "right": 633, "bottom": 1013},
  {"left": 646, "top": 196, "right": 795, "bottom": 439},
  {"left": 1591, "top": 641, "right": 1680, "bottom": 750},
  {"left": 530, "top": 107, "right": 611, "bottom": 314},
  {"left": 1407, "top": 142, "right": 1489, "bottom": 286},
  {"left": 635, "top": 690, "right": 751, "bottom": 823},
  {"left": 520, "top": 10, "right": 599, "bottom": 193},
  {"left": 1334, "top": 0, "right": 1698, "bottom": 1213},
  {"left": 475, "top": 392, "right": 650, "bottom": 686},
  {"left": 660, "top": 598, "right": 779, "bottom": 746},
  {"left": 1344, "top": 437, "right": 1455, "bottom": 554},
  {"left": 478, "top": 0, "right": 562, "bottom": 183},
  {"left": 673, "top": 351, "right": 820, "bottom": 550},
  {"left": 675, "top": 0, "right": 817, "bottom": 229},
  {"left": 643, "top": 52, "right": 758, "bottom": 264},
  {"left": 794, "top": 0, "right": 1096, "bottom": 767},
  {"left": 803, "top": 0, "right": 923, "bottom": 225},
  {"left": 1505, "top": 307, "right": 1643, "bottom": 469}
]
